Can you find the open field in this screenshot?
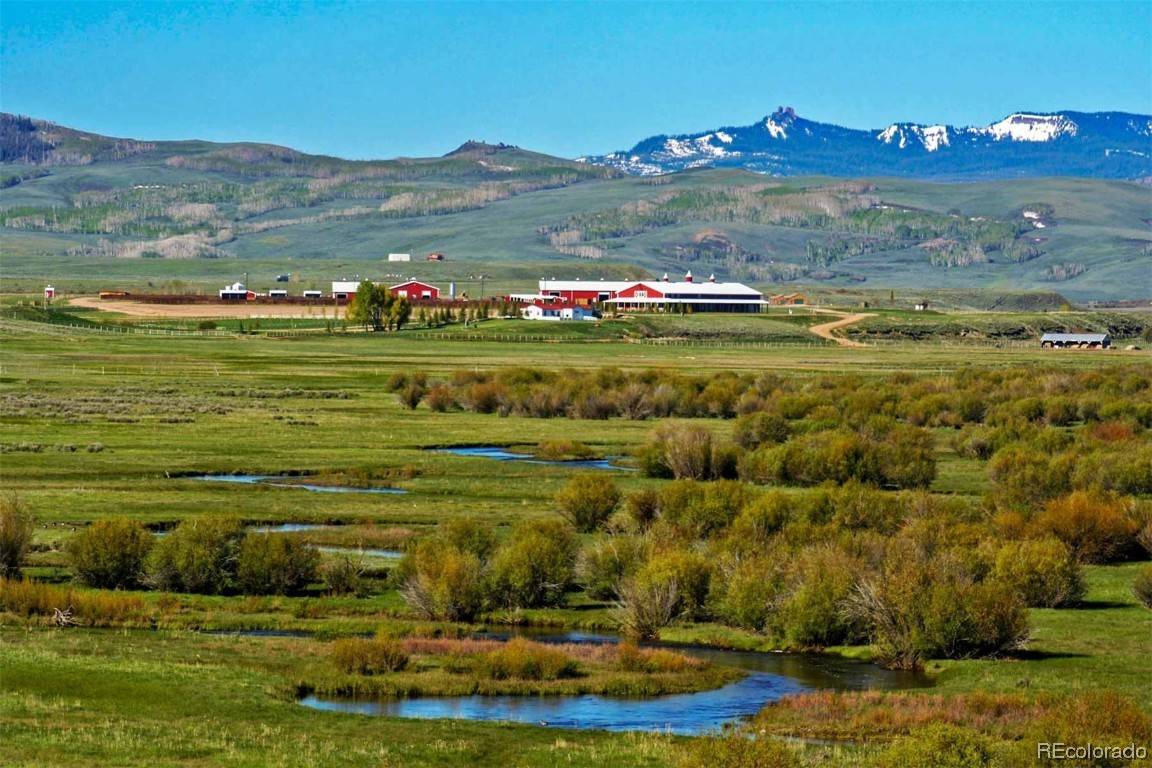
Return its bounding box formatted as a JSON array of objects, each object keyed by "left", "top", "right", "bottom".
[
  {"left": 68, "top": 296, "right": 348, "bottom": 319},
  {"left": 1, "top": 311, "right": 1151, "bottom": 767}
]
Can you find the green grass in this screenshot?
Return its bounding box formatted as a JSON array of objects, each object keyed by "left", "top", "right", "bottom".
[
  {"left": 0, "top": 629, "right": 680, "bottom": 768},
  {"left": 927, "top": 563, "right": 1152, "bottom": 707},
  {"left": 1, "top": 319, "right": 1150, "bottom": 766}
]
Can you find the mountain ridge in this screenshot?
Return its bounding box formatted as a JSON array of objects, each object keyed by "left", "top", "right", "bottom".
[
  {"left": 1, "top": 114, "right": 1148, "bottom": 302},
  {"left": 0, "top": 113, "right": 606, "bottom": 180},
  {"left": 582, "top": 107, "right": 1152, "bottom": 180}
]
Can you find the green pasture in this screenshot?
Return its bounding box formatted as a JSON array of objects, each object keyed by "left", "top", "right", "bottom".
[{"left": 2, "top": 318, "right": 1151, "bottom": 767}]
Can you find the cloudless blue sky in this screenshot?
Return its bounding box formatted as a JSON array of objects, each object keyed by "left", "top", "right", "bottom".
[{"left": 3, "top": 1, "right": 1150, "bottom": 159}]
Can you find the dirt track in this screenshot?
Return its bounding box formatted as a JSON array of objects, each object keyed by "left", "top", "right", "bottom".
[
  {"left": 69, "top": 296, "right": 345, "bottom": 319},
  {"left": 808, "top": 310, "right": 874, "bottom": 347}
]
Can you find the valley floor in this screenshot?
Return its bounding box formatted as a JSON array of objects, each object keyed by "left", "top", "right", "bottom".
[{"left": 1, "top": 313, "right": 1150, "bottom": 767}]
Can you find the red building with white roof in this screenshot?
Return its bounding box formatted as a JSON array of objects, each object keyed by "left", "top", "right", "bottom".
[
  {"left": 534, "top": 272, "right": 764, "bottom": 313},
  {"left": 537, "top": 279, "right": 635, "bottom": 306},
  {"left": 389, "top": 280, "right": 440, "bottom": 301}
]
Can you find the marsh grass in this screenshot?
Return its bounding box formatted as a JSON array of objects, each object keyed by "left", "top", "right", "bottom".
[
  {"left": 330, "top": 637, "right": 410, "bottom": 674},
  {"left": 754, "top": 689, "right": 1152, "bottom": 752},
  {"left": 475, "top": 637, "right": 580, "bottom": 680},
  {"left": 0, "top": 578, "right": 150, "bottom": 625},
  {"left": 306, "top": 634, "right": 734, "bottom": 699}
]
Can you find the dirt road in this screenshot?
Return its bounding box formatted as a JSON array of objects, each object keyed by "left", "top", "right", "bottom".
[
  {"left": 69, "top": 296, "right": 345, "bottom": 319},
  {"left": 808, "top": 310, "right": 874, "bottom": 347}
]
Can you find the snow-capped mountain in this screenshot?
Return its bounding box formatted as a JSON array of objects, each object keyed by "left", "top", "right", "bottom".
[{"left": 581, "top": 108, "right": 1152, "bottom": 179}]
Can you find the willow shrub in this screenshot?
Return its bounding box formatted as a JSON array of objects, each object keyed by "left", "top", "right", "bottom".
[
  {"left": 147, "top": 517, "right": 244, "bottom": 594},
  {"left": 555, "top": 474, "right": 621, "bottom": 533},
  {"left": 68, "top": 518, "right": 153, "bottom": 589},
  {"left": 0, "top": 494, "right": 35, "bottom": 579},
  {"left": 777, "top": 545, "right": 866, "bottom": 648},
  {"left": 236, "top": 534, "right": 319, "bottom": 595},
  {"left": 439, "top": 516, "right": 497, "bottom": 560},
  {"left": 875, "top": 725, "right": 995, "bottom": 768},
  {"left": 1134, "top": 565, "right": 1152, "bottom": 610},
  {"left": 477, "top": 638, "right": 578, "bottom": 681},
  {"left": 487, "top": 519, "right": 577, "bottom": 609},
  {"left": 677, "top": 731, "right": 800, "bottom": 768},
  {"left": 397, "top": 539, "right": 485, "bottom": 622},
  {"left": 579, "top": 535, "right": 647, "bottom": 600},
  {"left": 1033, "top": 491, "right": 1140, "bottom": 564},
  {"left": 992, "top": 538, "right": 1084, "bottom": 608},
  {"left": 331, "top": 637, "right": 409, "bottom": 675}
]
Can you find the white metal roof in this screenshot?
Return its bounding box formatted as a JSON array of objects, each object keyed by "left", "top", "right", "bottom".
[
  {"left": 331, "top": 281, "right": 361, "bottom": 292},
  {"left": 389, "top": 280, "right": 437, "bottom": 290},
  {"left": 538, "top": 279, "right": 762, "bottom": 298},
  {"left": 628, "top": 281, "right": 764, "bottom": 297},
  {"left": 1041, "top": 333, "right": 1109, "bottom": 342},
  {"left": 606, "top": 298, "right": 767, "bottom": 305}
]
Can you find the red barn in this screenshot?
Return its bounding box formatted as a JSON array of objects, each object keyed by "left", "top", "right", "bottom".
[
  {"left": 389, "top": 280, "right": 439, "bottom": 301},
  {"left": 537, "top": 280, "right": 634, "bottom": 306}
]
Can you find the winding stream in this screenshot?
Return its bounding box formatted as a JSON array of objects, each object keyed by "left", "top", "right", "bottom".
[
  {"left": 194, "top": 474, "right": 407, "bottom": 494},
  {"left": 299, "top": 628, "right": 928, "bottom": 735},
  {"left": 157, "top": 521, "right": 404, "bottom": 559},
  {"left": 433, "top": 446, "right": 629, "bottom": 471}
]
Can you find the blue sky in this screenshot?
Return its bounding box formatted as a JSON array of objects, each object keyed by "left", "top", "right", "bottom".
[{"left": 3, "top": 1, "right": 1150, "bottom": 159}]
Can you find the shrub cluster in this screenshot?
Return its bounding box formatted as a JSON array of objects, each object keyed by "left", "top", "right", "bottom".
[
  {"left": 677, "top": 731, "right": 800, "bottom": 768},
  {"left": 236, "top": 534, "right": 320, "bottom": 595},
  {"left": 573, "top": 479, "right": 1061, "bottom": 660},
  {"left": 62, "top": 517, "right": 323, "bottom": 597},
  {"left": 475, "top": 637, "right": 579, "bottom": 680},
  {"left": 0, "top": 494, "right": 34, "bottom": 579},
  {"left": 331, "top": 637, "right": 410, "bottom": 675},
  {"left": 398, "top": 518, "right": 578, "bottom": 621},
  {"left": 554, "top": 474, "right": 621, "bottom": 532},
  {"left": 405, "top": 365, "right": 1150, "bottom": 431},
  {"left": 67, "top": 518, "right": 153, "bottom": 589},
  {"left": 146, "top": 518, "right": 246, "bottom": 594},
  {"left": 1135, "top": 565, "right": 1152, "bottom": 610}
]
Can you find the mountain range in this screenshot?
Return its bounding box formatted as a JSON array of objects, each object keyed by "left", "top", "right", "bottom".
[
  {"left": 581, "top": 108, "right": 1152, "bottom": 180},
  {"left": 1, "top": 112, "right": 1149, "bottom": 302}
]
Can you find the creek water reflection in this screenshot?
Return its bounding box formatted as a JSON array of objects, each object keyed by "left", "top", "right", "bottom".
[
  {"left": 300, "top": 628, "right": 928, "bottom": 734},
  {"left": 434, "top": 446, "right": 629, "bottom": 471}
]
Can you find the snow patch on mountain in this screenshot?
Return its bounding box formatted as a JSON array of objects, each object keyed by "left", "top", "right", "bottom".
[
  {"left": 661, "top": 138, "right": 697, "bottom": 158},
  {"left": 877, "top": 123, "right": 950, "bottom": 151},
  {"left": 977, "top": 113, "right": 1078, "bottom": 142},
  {"left": 878, "top": 124, "right": 906, "bottom": 148},
  {"left": 590, "top": 152, "right": 666, "bottom": 176},
  {"left": 764, "top": 118, "right": 788, "bottom": 140},
  {"left": 659, "top": 134, "right": 736, "bottom": 160},
  {"left": 921, "top": 125, "right": 950, "bottom": 152}
]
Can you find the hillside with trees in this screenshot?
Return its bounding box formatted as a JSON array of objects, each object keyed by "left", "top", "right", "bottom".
[{"left": 1, "top": 115, "right": 1149, "bottom": 301}]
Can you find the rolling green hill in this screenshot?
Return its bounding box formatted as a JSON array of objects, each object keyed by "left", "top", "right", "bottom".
[{"left": 2, "top": 115, "right": 1149, "bottom": 301}]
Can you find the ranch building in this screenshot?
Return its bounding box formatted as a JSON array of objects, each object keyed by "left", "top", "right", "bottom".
[
  {"left": 536, "top": 272, "right": 766, "bottom": 313},
  {"left": 1040, "top": 333, "right": 1111, "bottom": 349},
  {"left": 219, "top": 282, "right": 254, "bottom": 301},
  {"left": 521, "top": 300, "right": 598, "bottom": 321},
  {"left": 390, "top": 280, "right": 440, "bottom": 301},
  {"left": 768, "top": 292, "right": 807, "bottom": 306},
  {"left": 331, "top": 281, "right": 361, "bottom": 301}
]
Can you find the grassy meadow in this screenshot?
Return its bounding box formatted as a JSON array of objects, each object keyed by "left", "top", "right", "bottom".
[{"left": 2, "top": 310, "right": 1151, "bottom": 767}]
